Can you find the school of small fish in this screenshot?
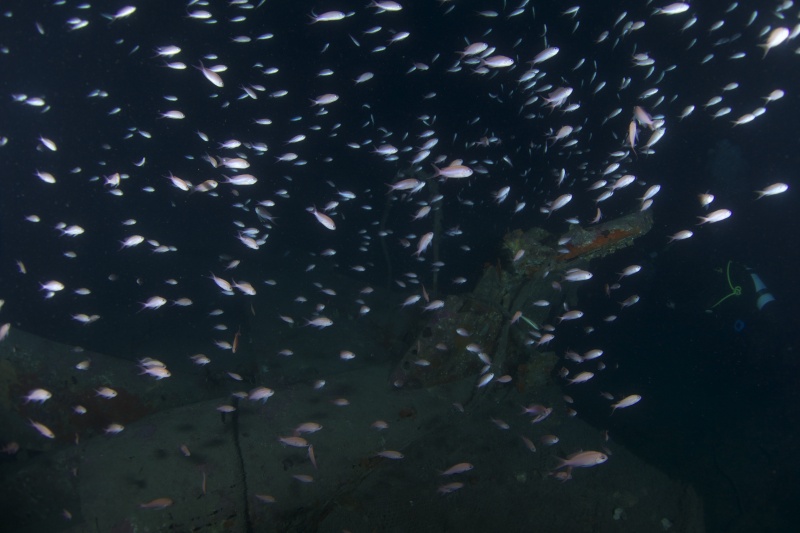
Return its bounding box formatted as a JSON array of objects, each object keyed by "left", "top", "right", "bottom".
[{"left": 0, "top": 0, "right": 795, "bottom": 519}]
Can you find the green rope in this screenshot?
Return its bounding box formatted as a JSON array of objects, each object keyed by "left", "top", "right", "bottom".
[
  {"left": 520, "top": 314, "right": 540, "bottom": 331},
  {"left": 709, "top": 260, "right": 742, "bottom": 308}
]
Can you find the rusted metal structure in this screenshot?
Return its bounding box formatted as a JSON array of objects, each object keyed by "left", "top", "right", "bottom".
[{"left": 390, "top": 211, "right": 653, "bottom": 390}]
